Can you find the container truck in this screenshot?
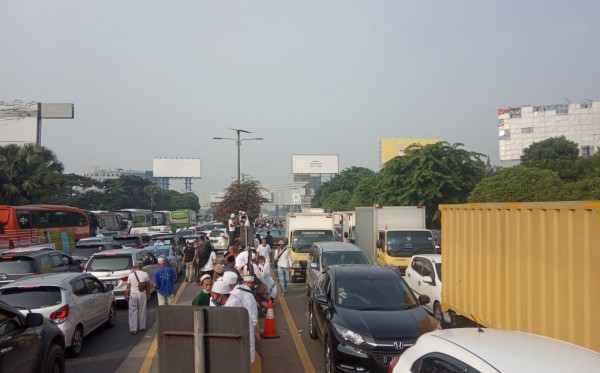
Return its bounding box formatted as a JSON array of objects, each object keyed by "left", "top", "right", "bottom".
[
  {"left": 354, "top": 205, "right": 435, "bottom": 274},
  {"left": 440, "top": 201, "right": 600, "bottom": 352},
  {"left": 286, "top": 212, "right": 335, "bottom": 283}
]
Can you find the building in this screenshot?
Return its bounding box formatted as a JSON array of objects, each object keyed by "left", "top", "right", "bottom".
[
  {"left": 84, "top": 168, "right": 157, "bottom": 183},
  {"left": 498, "top": 101, "right": 600, "bottom": 161},
  {"left": 379, "top": 138, "right": 443, "bottom": 168}
]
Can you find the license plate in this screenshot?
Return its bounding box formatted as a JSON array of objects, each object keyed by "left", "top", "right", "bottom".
[
  {"left": 211, "top": 239, "right": 218, "bottom": 243},
  {"left": 103, "top": 280, "right": 119, "bottom": 286}
]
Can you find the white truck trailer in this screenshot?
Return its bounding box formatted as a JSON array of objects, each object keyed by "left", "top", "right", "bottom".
[{"left": 354, "top": 205, "right": 435, "bottom": 274}]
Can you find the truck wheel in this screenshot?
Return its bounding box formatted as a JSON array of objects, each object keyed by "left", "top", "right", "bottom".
[{"left": 43, "top": 344, "right": 65, "bottom": 373}]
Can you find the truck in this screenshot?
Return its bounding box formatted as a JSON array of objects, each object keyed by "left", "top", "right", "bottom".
[
  {"left": 440, "top": 201, "right": 600, "bottom": 352},
  {"left": 354, "top": 205, "right": 436, "bottom": 274},
  {"left": 334, "top": 211, "right": 356, "bottom": 244},
  {"left": 286, "top": 212, "right": 335, "bottom": 283}
]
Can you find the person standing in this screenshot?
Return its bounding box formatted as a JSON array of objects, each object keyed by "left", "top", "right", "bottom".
[
  {"left": 183, "top": 239, "right": 196, "bottom": 283},
  {"left": 124, "top": 260, "right": 151, "bottom": 334},
  {"left": 192, "top": 274, "right": 213, "bottom": 306},
  {"left": 257, "top": 238, "right": 271, "bottom": 262},
  {"left": 200, "top": 243, "right": 217, "bottom": 279},
  {"left": 257, "top": 255, "right": 277, "bottom": 303},
  {"left": 274, "top": 240, "right": 291, "bottom": 296},
  {"left": 228, "top": 213, "right": 236, "bottom": 243},
  {"left": 153, "top": 257, "right": 177, "bottom": 306},
  {"left": 223, "top": 272, "right": 258, "bottom": 363},
  {"left": 265, "top": 230, "right": 274, "bottom": 248}
]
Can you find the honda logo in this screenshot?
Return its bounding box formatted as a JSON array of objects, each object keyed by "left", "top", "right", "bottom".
[{"left": 393, "top": 341, "right": 404, "bottom": 350}]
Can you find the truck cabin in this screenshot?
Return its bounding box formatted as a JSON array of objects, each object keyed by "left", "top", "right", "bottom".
[
  {"left": 376, "top": 230, "right": 437, "bottom": 257},
  {"left": 291, "top": 230, "right": 334, "bottom": 253}
]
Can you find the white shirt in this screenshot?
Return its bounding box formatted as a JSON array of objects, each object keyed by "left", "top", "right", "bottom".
[
  {"left": 257, "top": 244, "right": 271, "bottom": 261},
  {"left": 275, "top": 246, "right": 291, "bottom": 268},
  {"left": 228, "top": 218, "right": 235, "bottom": 232},
  {"left": 225, "top": 289, "right": 256, "bottom": 363},
  {"left": 201, "top": 251, "right": 217, "bottom": 271},
  {"left": 235, "top": 251, "right": 249, "bottom": 269},
  {"left": 127, "top": 269, "right": 149, "bottom": 294},
  {"left": 257, "top": 262, "right": 277, "bottom": 298}
]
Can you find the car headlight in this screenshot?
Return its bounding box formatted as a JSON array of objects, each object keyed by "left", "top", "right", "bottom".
[
  {"left": 292, "top": 260, "right": 301, "bottom": 268},
  {"left": 333, "top": 324, "right": 365, "bottom": 345}
]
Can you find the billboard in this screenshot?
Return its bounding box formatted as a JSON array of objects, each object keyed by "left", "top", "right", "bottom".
[
  {"left": 292, "top": 154, "right": 339, "bottom": 174},
  {"left": 153, "top": 158, "right": 202, "bottom": 178},
  {"left": 0, "top": 101, "right": 38, "bottom": 145},
  {"left": 380, "top": 138, "right": 443, "bottom": 166}
]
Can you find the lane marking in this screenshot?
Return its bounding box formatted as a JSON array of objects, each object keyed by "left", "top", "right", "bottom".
[{"left": 138, "top": 280, "right": 188, "bottom": 373}]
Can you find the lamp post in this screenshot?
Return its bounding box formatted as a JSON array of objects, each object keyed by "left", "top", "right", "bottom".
[{"left": 214, "top": 128, "right": 263, "bottom": 186}]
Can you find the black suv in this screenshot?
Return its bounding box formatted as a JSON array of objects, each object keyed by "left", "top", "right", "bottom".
[
  {"left": 0, "top": 249, "right": 82, "bottom": 285},
  {"left": 0, "top": 300, "right": 65, "bottom": 373}
]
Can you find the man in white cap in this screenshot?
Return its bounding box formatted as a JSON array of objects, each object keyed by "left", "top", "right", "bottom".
[
  {"left": 223, "top": 271, "right": 257, "bottom": 363},
  {"left": 210, "top": 280, "right": 230, "bottom": 306},
  {"left": 124, "top": 260, "right": 151, "bottom": 334},
  {"left": 152, "top": 257, "right": 177, "bottom": 306},
  {"left": 228, "top": 213, "right": 236, "bottom": 243}
]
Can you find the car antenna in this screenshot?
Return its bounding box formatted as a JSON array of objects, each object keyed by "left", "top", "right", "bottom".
[{"left": 471, "top": 314, "right": 484, "bottom": 333}]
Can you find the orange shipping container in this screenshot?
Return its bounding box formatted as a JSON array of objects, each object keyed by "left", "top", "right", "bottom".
[{"left": 440, "top": 201, "right": 600, "bottom": 352}]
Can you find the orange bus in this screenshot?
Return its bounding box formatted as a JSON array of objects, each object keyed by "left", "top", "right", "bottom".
[{"left": 0, "top": 205, "right": 92, "bottom": 251}]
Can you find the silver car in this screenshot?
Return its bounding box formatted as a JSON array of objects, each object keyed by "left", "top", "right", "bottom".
[
  {"left": 0, "top": 272, "right": 116, "bottom": 357},
  {"left": 85, "top": 248, "right": 158, "bottom": 301}
]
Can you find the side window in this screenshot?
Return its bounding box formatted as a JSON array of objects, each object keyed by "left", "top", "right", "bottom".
[
  {"left": 60, "top": 254, "right": 74, "bottom": 266},
  {"left": 411, "top": 259, "right": 423, "bottom": 275},
  {"left": 422, "top": 260, "right": 434, "bottom": 278},
  {"left": 39, "top": 254, "right": 54, "bottom": 273},
  {"left": 49, "top": 253, "right": 63, "bottom": 267},
  {"left": 0, "top": 309, "right": 22, "bottom": 336},
  {"left": 83, "top": 277, "right": 103, "bottom": 294},
  {"left": 72, "top": 279, "right": 88, "bottom": 296},
  {"left": 411, "top": 353, "right": 479, "bottom": 373}
]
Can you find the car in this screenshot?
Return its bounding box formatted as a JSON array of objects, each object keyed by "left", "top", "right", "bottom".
[
  {"left": 308, "top": 265, "right": 440, "bottom": 373},
  {"left": 75, "top": 235, "right": 114, "bottom": 246},
  {"left": 72, "top": 242, "right": 123, "bottom": 263},
  {"left": 306, "top": 242, "right": 371, "bottom": 296},
  {"left": 208, "top": 228, "right": 229, "bottom": 253},
  {"left": 149, "top": 233, "right": 177, "bottom": 247},
  {"left": 404, "top": 254, "right": 455, "bottom": 326},
  {"left": 0, "top": 299, "right": 66, "bottom": 373},
  {"left": 389, "top": 328, "right": 600, "bottom": 373},
  {"left": 0, "top": 249, "right": 82, "bottom": 286},
  {"left": 111, "top": 234, "right": 148, "bottom": 248},
  {"left": 84, "top": 248, "right": 158, "bottom": 301},
  {"left": 152, "top": 244, "right": 183, "bottom": 275},
  {"left": 0, "top": 272, "right": 116, "bottom": 358}
]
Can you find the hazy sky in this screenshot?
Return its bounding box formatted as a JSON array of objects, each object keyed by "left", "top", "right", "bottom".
[{"left": 3, "top": 1, "right": 600, "bottom": 194}]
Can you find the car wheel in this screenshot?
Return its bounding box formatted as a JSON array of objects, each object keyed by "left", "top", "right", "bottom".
[
  {"left": 67, "top": 325, "right": 84, "bottom": 357},
  {"left": 433, "top": 301, "right": 446, "bottom": 328},
  {"left": 104, "top": 303, "right": 117, "bottom": 329},
  {"left": 324, "top": 337, "right": 337, "bottom": 373},
  {"left": 43, "top": 344, "right": 65, "bottom": 373},
  {"left": 309, "top": 307, "right": 318, "bottom": 339}
]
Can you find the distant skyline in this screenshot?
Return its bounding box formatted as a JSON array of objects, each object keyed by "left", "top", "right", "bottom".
[{"left": 2, "top": 1, "right": 599, "bottom": 195}]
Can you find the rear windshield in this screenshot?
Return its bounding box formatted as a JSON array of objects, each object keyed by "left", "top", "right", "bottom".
[
  {"left": 322, "top": 251, "right": 370, "bottom": 266},
  {"left": 0, "top": 286, "right": 62, "bottom": 309},
  {"left": 209, "top": 231, "right": 224, "bottom": 238},
  {"left": 0, "top": 258, "right": 36, "bottom": 274},
  {"left": 73, "top": 245, "right": 104, "bottom": 257},
  {"left": 112, "top": 236, "right": 141, "bottom": 245},
  {"left": 154, "top": 248, "right": 171, "bottom": 257},
  {"left": 87, "top": 256, "right": 132, "bottom": 271}
]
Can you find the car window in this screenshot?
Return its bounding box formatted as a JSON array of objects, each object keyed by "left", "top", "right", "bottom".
[
  {"left": 72, "top": 279, "right": 88, "bottom": 296},
  {"left": 0, "top": 258, "right": 36, "bottom": 274},
  {"left": 435, "top": 263, "right": 442, "bottom": 281},
  {"left": 139, "top": 252, "right": 155, "bottom": 266},
  {"left": 154, "top": 248, "right": 171, "bottom": 258},
  {"left": 0, "top": 309, "right": 22, "bottom": 337},
  {"left": 308, "top": 245, "right": 318, "bottom": 266},
  {"left": 422, "top": 260, "right": 434, "bottom": 278},
  {"left": 0, "top": 286, "right": 62, "bottom": 309},
  {"left": 84, "top": 277, "right": 103, "bottom": 294},
  {"left": 49, "top": 253, "right": 63, "bottom": 267},
  {"left": 335, "top": 275, "right": 418, "bottom": 309},
  {"left": 412, "top": 353, "right": 479, "bottom": 373},
  {"left": 87, "top": 256, "right": 132, "bottom": 271},
  {"left": 411, "top": 258, "right": 423, "bottom": 275},
  {"left": 322, "top": 251, "right": 369, "bottom": 266},
  {"left": 39, "top": 254, "right": 54, "bottom": 273}
]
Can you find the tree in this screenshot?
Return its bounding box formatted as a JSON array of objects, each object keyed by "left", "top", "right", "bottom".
[
  {"left": 0, "top": 143, "right": 64, "bottom": 205},
  {"left": 312, "top": 166, "right": 375, "bottom": 210},
  {"left": 216, "top": 180, "right": 268, "bottom": 222},
  {"left": 520, "top": 136, "right": 580, "bottom": 180},
  {"left": 378, "top": 142, "right": 485, "bottom": 226},
  {"left": 349, "top": 172, "right": 383, "bottom": 208},
  {"left": 468, "top": 166, "right": 567, "bottom": 202}
]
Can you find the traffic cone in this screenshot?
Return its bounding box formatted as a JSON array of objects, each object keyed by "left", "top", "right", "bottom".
[{"left": 261, "top": 299, "right": 280, "bottom": 339}]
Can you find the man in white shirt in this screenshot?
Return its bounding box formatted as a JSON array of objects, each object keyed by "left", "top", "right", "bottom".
[
  {"left": 223, "top": 272, "right": 257, "bottom": 363},
  {"left": 257, "top": 238, "right": 271, "bottom": 262},
  {"left": 274, "top": 240, "right": 291, "bottom": 296},
  {"left": 124, "top": 261, "right": 151, "bottom": 334},
  {"left": 228, "top": 213, "right": 236, "bottom": 243}
]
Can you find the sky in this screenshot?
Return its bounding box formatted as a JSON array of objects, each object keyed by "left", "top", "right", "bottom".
[{"left": 2, "top": 1, "right": 600, "bottom": 195}]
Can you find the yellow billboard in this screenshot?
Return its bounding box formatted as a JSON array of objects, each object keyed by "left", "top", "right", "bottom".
[{"left": 380, "top": 138, "right": 443, "bottom": 167}]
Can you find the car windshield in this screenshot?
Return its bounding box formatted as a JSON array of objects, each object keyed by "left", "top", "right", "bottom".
[
  {"left": 150, "top": 237, "right": 174, "bottom": 245},
  {"left": 209, "top": 231, "right": 224, "bottom": 238},
  {"left": 335, "top": 276, "right": 418, "bottom": 310},
  {"left": 386, "top": 231, "right": 435, "bottom": 257},
  {"left": 322, "top": 251, "right": 370, "bottom": 266},
  {"left": 154, "top": 248, "right": 171, "bottom": 257},
  {"left": 87, "top": 256, "right": 132, "bottom": 271},
  {"left": 112, "top": 237, "right": 141, "bottom": 245},
  {"left": 435, "top": 263, "right": 442, "bottom": 281},
  {"left": 0, "top": 258, "right": 36, "bottom": 274},
  {"left": 292, "top": 230, "right": 334, "bottom": 253},
  {"left": 0, "top": 286, "right": 62, "bottom": 309},
  {"left": 73, "top": 247, "right": 103, "bottom": 257}
]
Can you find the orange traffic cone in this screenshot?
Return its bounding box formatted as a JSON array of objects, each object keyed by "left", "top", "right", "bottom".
[{"left": 261, "top": 299, "right": 280, "bottom": 339}]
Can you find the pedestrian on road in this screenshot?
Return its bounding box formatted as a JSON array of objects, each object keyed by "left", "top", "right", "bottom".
[
  {"left": 228, "top": 213, "right": 236, "bottom": 244},
  {"left": 264, "top": 230, "right": 274, "bottom": 247},
  {"left": 153, "top": 257, "right": 177, "bottom": 306},
  {"left": 210, "top": 279, "right": 230, "bottom": 306},
  {"left": 257, "top": 255, "right": 277, "bottom": 303},
  {"left": 223, "top": 272, "right": 258, "bottom": 363},
  {"left": 257, "top": 238, "right": 271, "bottom": 262},
  {"left": 199, "top": 242, "right": 217, "bottom": 279},
  {"left": 274, "top": 240, "right": 291, "bottom": 296},
  {"left": 192, "top": 274, "right": 213, "bottom": 306},
  {"left": 124, "top": 260, "right": 151, "bottom": 334},
  {"left": 183, "top": 239, "right": 196, "bottom": 283}
]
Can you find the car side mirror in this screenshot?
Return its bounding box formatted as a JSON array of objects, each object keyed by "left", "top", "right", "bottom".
[
  {"left": 419, "top": 294, "right": 431, "bottom": 305},
  {"left": 310, "top": 262, "right": 318, "bottom": 269},
  {"left": 376, "top": 239, "right": 383, "bottom": 249},
  {"left": 105, "top": 284, "right": 114, "bottom": 291},
  {"left": 422, "top": 275, "right": 434, "bottom": 284},
  {"left": 315, "top": 294, "right": 329, "bottom": 306},
  {"left": 26, "top": 312, "right": 43, "bottom": 328}
]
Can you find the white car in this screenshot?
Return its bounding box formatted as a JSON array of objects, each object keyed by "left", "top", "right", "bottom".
[
  {"left": 208, "top": 228, "right": 229, "bottom": 253},
  {"left": 389, "top": 328, "right": 600, "bottom": 372},
  {"left": 0, "top": 272, "right": 116, "bottom": 357},
  {"left": 404, "top": 254, "right": 454, "bottom": 326}
]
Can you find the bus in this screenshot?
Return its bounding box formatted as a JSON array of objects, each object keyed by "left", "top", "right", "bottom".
[
  {"left": 89, "top": 210, "right": 128, "bottom": 236},
  {"left": 0, "top": 205, "right": 91, "bottom": 251},
  {"left": 170, "top": 209, "right": 198, "bottom": 231},
  {"left": 113, "top": 209, "right": 153, "bottom": 232}
]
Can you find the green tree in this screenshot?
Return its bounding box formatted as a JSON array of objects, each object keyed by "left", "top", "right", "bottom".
[
  {"left": 0, "top": 143, "right": 64, "bottom": 205},
  {"left": 468, "top": 166, "right": 567, "bottom": 202},
  {"left": 216, "top": 180, "right": 268, "bottom": 222},
  {"left": 520, "top": 136, "right": 580, "bottom": 180},
  {"left": 379, "top": 142, "right": 485, "bottom": 226},
  {"left": 312, "top": 166, "right": 375, "bottom": 210},
  {"left": 349, "top": 172, "right": 383, "bottom": 208}
]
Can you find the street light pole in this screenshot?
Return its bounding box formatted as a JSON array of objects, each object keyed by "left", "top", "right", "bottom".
[{"left": 213, "top": 128, "right": 263, "bottom": 187}]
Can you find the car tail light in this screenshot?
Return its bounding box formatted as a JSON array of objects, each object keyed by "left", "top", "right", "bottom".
[
  {"left": 120, "top": 276, "right": 129, "bottom": 281},
  {"left": 83, "top": 267, "right": 87, "bottom": 273},
  {"left": 50, "top": 304, "right": 70, "bottom": 324},
  {"left": 222, "top": 236, "right": 228, "bottom": 241},
  {"left": 388, "top": 356, "right": 400, "bottom": 372}
]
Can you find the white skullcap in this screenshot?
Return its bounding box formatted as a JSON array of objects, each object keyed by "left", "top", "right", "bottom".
[
  {"left": 200, "top": 274, "right": 211, "bottom": 283},
  {"left": 211, "top": 280, "right": 230, "bottom": 295},
  {"left": 223, "top": 271, "right": 238, "bottom": 285},
  {"left": 243, "top": 275, "right": 254, "bottom": 282}
]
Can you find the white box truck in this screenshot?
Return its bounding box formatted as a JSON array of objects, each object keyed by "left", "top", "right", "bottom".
[
  {"left": 286, "top": 212, "right": 335, "bottom": 282},
  {"left": 354, "top": 205, "right": 436, "bottom": 274}
]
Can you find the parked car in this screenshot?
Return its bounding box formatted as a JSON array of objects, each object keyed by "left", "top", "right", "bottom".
[
  {"left": 306, "top": 242, "right": 371, "bottom": 296},
  {"left": 0, "top": 249, "right": 82, "bottom": 286},
  {"left": 85, "top": 248, "right": 158, "bottom": 301},
  {"left": 0, "top": 272, "right": 116, "bottom": 357},
  {"left": 0, "top": 299, "right": 66, "bottom": 373},
  {"left": 389, "top": 328, "right": 600, "bottom": 373},
  {"left": 404, "top": 254, "right": 454, "bottom": 326},
  {"left": 152, "top": 244, "right": 183, "bottom": 275},
  {"left": 208, "top": 229, "right": 229, "bottom": 253},
  {"left": 111, "top": 234, "right": 147, "bottom": 249},
  {"left": 308, "top": 265, "right": 439, "bottom": 373},
  {"left": 72, "top": 242, "right": 123, "bottom": 263}
]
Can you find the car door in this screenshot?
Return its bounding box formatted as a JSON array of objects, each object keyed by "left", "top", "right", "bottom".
[
  {"left": 306, "top": 245, "right": 319, "bottom": 293},
  {"left": 0, "top": 308, "right": 38, "bottom": 373},
  {"left": 70, "top": 277, "right": 96, "bottom": 332},
  {"left": 83, "top": 277, "right": 108, "bottom": 330},
  {"left": 419, "top": 259, "right": 437, "bottom": 312},
  {"left": 313, "top": 272, "right": 331, "bottom": 338},
  {"left": 405, "top": 257, "right": 424, "bottom": 294}
]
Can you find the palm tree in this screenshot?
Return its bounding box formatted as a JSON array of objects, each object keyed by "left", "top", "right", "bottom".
[{"left": 0, "top": 143, "right": 64, "bottom": 205}]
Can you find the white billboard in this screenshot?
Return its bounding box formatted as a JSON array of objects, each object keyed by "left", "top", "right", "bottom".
[
  {"left": 292, "top": 154, "right": 339, "bottom": 174},
  {"left": 153, "top": 158, "right": 202, "bottom": 178},
  {"left": 0, "top": 101, "right": 38, "bottom": 145}
]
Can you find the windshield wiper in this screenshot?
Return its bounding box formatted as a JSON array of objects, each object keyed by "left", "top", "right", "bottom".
[{"left": 356, "top": 307, "right": 386, "bottom": 311}]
